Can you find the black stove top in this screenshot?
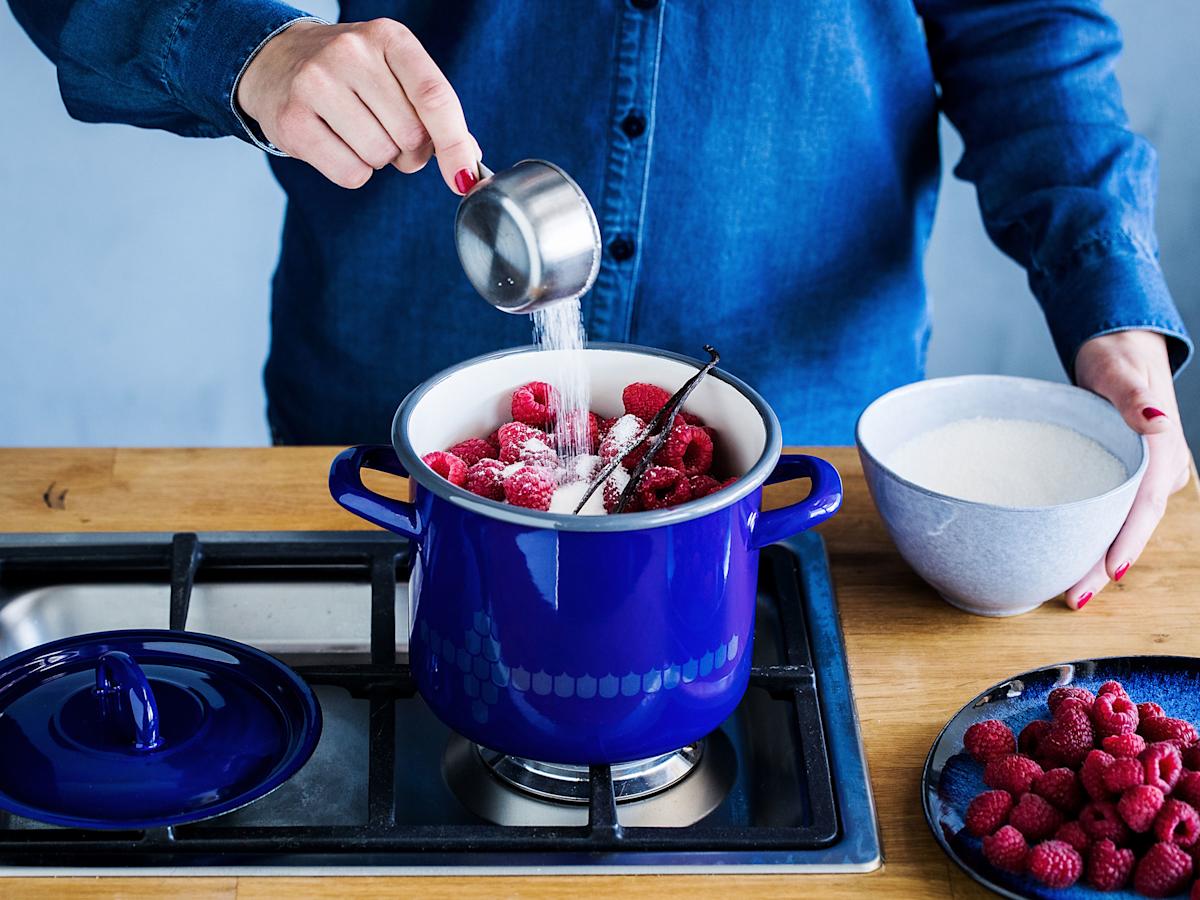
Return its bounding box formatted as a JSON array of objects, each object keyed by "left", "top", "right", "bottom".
[{"left": 0, "top": 530, "right": 879, "bottom": 874}]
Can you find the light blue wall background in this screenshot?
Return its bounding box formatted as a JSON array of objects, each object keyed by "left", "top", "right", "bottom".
[{"left": 1, "top": 1, "right": 1196, "bottom": 447}]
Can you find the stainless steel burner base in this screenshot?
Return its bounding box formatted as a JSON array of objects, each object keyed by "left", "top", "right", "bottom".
[{"left": 443, "top": 732, "right": 736, "bottom": 826}]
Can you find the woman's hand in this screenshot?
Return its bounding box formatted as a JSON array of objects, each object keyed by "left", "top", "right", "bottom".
[
  {"left": 236, "top": 19, "right": 480, "bottom": 193},
  {"left": 1066, "top": 330, "right": 1192, "bottom": 610}
]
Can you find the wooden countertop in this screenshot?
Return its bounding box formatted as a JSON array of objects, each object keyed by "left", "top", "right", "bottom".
[{"left": 0, "top": 446, "right": 1196, "bottom": 900}]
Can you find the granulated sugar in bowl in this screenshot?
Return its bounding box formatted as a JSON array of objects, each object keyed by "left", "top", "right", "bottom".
[{"left": 856, "top": 375, "right": 1148, "bottom": 617}]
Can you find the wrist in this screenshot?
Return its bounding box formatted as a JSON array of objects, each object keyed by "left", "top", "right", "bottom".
[{"left": 235, "top": 19, "right": 326, "bottom": 139}]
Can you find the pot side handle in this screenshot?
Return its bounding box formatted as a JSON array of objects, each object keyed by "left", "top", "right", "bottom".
[
  {"left": 329, "top": 445, "right": 422, "bottom": 542},
  {"left": 749, "top": 454, "right": 843, "bottom": 550}
]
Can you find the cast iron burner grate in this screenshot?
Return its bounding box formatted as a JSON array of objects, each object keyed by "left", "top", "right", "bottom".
[{"left": 0, "top": 530, "right": 879, "bottom": 872}]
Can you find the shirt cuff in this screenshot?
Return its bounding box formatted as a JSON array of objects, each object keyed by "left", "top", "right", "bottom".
[
  {"left": 162, "top": 0, "right": 321, "bottom": 151},
  {"left": 1033, "top": 238, "right": 1194, "bottom": 382}
]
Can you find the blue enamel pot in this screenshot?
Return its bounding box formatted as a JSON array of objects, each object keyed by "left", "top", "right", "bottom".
[{"left": 330, "top": 344, "right": 841, "bottom": 764}]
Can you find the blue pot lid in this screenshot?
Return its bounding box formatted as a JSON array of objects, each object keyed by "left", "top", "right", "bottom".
[{"left": 0, "top": 629, "right": 321, "bottom": 829}]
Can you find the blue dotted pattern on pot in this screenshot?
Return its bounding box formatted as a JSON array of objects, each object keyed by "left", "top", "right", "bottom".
[{"left": 418, "top": 612, "right": 741, "bottom": 725}]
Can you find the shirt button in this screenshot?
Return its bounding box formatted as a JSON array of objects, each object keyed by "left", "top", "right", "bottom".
[
  {"left": 630, "top": 0, "right": 659, "bottom": 9},
  {"left": 620, "top": 111, "right": 647, "bottom": 139},
  {"left": 609, "top": 237, "right": 636, "bottom": 261}
]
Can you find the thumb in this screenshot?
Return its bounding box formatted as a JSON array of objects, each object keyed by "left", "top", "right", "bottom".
[{"left": 1094, "top": 380, "right": 1173, "bottom": 437}]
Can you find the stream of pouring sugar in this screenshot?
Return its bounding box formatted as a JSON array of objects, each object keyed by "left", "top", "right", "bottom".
[{"left": 530, "top": 297, "right": 591, "bottom": 465}]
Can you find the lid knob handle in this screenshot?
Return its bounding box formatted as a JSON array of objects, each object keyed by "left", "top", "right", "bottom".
[{"left": 94, "top": 651, "right": 162, "bottom": 752}]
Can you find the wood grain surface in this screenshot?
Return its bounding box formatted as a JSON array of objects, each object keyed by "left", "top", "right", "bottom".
[{"left": 0, "top": 446, "right": 1196, "bottom": 899}]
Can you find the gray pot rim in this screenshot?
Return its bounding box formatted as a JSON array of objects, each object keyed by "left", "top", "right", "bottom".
[
  {"left": 854, "top": 374, "right": 1149, "bottom": 513},
  {"left": 392, "top": 342, "right": 784, "bottom": 532}
]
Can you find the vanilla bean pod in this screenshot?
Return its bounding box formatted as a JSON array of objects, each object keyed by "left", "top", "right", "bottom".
[
  {"left": 615, "top": 346, "right": 720, "bottom": 513},
  {"left": 573, "top": 346, "right": 720, "bottom": 514}
]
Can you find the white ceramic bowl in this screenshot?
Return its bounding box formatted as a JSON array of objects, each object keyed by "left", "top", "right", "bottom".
[{"left": 855, "top": 375, "right": 1147, "bottom": 616}]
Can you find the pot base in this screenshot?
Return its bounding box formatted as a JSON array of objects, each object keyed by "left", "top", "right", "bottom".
[{"left": 443, "top": 731, "right": 735, "bottom": 826}]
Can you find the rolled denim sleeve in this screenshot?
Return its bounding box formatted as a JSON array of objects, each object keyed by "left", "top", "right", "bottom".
[
  {"left": 915, "top": 0, "right": 1193, "bottom": 379},
  {"left": 8, "top": 0, "right": 316, "bottom": 148}
]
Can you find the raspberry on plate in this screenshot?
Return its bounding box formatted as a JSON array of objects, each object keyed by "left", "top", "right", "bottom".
[
  {"left": 1079, "top": 800, "right": 1130, "bottom": 844},
  {"left": 511, "top": 381, "right": 558, "bottom": 427},
  {"left": 464, "top": 458, "right": 506, "bottom": 500},
  {"left": 1086, "top": 837, "right": 1135, "bottom": 891},
  {"left": 1119, "top": 784, "right": 1166, "bottom": 832},
  {"left": 1053, "top": 820, "right": 1090, "bottom": 853},
  {"left": 1133, "top": 841, "right": 1194, "bottom": 897},
  {"left": 965, "top": 790, "right": 1013, "bottom": 837},
  {"left": 1176, "top": 771, "right": 1200, "bottom": 807},
  {"left": 1102, "top": 756, "right": 1145, "bottom": 794},
  {"left": 1142, "top": 717, "right": 1200, "bottom": 748},
  {"left": 1092, "top": 691, "right": 1140, "bottom": 737},
  {"left": 984, "top": 754, "right": 1043, "bottom": 795},
  {"left": 1009, "top": 792, "right": 1064, "bottom": 841},
  {"left": 657, "top": 420, "right": 715, "bottom": 477},
  {"left": 1103, "top": 732, "right": 1147, "bottom": 759},
  {"left": 964, "top": 720, "right": 1017, "bottom": 764},
  {"left": 446, "top": 437, "right": 497, "bottom": 467},
  {"left": 1048, "top": 686, "right": 1095, "bottom": 715},
  {"left": 1184, "top": 745, "right": 1200, "bottom": 771},
  {"left": 1045, "top": 704, "right": 1095, "bottom": 767},
  {"left": 1097, "top": 680, "right": 1128, "bottom": 699},
  {"left": 421, "top": 451, "right": 468, "bottom": 486},
  {"left": 621, "top": 382, "right": 672, "bottom": 422},
  {"left": 1140, "top": 701, "right": 1167, "bottom": 721},
  {"left": 1143, "top": 742, "right": 1184, "bottom": 794},
  {"left": 636, "top": 466, "right": 693, "bottom": 510},
  {"left": 1027, "top": 839, "right": 1083, "bottom": 889},
  {"left": 1033, "top": 767, "right": 1083, "bottom": 814},
  {"left": 1082, "top": 749, "right": 1117, "bottom": 800},
  {"left": 982, "top": 825, "right": 1029, "bottom": 874},
  {"left": 1154, "top": 798, "right": 1200, "bottom": 847},
  {"left": 503, "top": 465, "right": 557, "bottom": 511},
  {"left": 1019, "top": 719, "right": 1053, "bottom": 758}
]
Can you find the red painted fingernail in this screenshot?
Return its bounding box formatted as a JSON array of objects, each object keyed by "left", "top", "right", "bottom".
[
  {"left": 1076, "top": 591, "right": 1092, "bottom": 609},
  {"left": 1114, "top": 562, "right": 1130, "bottom": 581},
  {"left": 1142, "top": 407, "right": 1167, "bottom": 420},
  {"left": 453, "top": 168, "right": 477, "bottom": 195}
]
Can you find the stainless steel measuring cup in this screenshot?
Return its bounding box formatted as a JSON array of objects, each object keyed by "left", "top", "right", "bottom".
[{"left": 454, "top": 160, "right": 601, "bottom": 314}]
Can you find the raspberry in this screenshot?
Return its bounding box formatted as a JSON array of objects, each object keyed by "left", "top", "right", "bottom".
[
  {"left": 1193, "top": 880, "right": 1200, "bottom": 900},
  {"left": 1092, "top": 692, "right": 1140, "bottom": 737},
  {"left": 464, "top": 458, "right": 506, "bottom": 500},
  {"left": 982, "top": 825, "right": 1029, "bottom": 874},
  {"left": 556, "top": 409, "right": 600, "bottom": 454},
  {"left": 636, "top": 466, "right": 693, "bottom": 510},
  {"left": 1019, "top": 719, "right": 1053, "bottom": 758},
  {"left": 1103, "top": 756, "right": 1145, "bottom": 794},
  {"left": 1086, "top": 838, "right": 1135, "bottom": 891},
  {"left": 484, "top": 428, "right": 501, "bottom": 450},
  {"left": 1045, "top": 704, "right": 1095, "bottom": 767},
  {"left": 1140, "top": 701, "right": 1167, "bottom": 721},
  {"left": 1054, "top": 820, "right": 1090, "bottom": 853},
  {"left": 1103, "top": 732, "right": 1147, "bottom": 759},
  {"left": 511, "top": 381, "right": 557, "bottom": 427},
  {"left": 964, "top": 720, "right": 1017, "bottom": 764},
  {"left": 1048, "top": 686, "right": 1095, "bottom": 715},
  {"left": 421, "top": 451, "right": 467, "bottom": 486},
  {"left": 502, "top": 465, "right": 556, "bottom": 511},
  {"left": 984, "top": 754, "right": 1043, "bottom": 796},
  {"left": 498, "top": 422, "right": 558, "bottom": 468},
  {"left": 688, "top": 474, "right": 723, "bottom": 499},
  {"left": 1079, "top": 800, "right": 1130, "bottom": 844},
  {"left": 622, "top": 382, "right": 672, "bottom": 422},
  {"left": 1033, "top": 767, "right": 1083, "bottom": 814},
  {"left": 1133, "top": 841, "right": 1194, "bottom": 897},
  {"left": 1144, "top": 742, "right": 1185, "bottom": 794},
  {"left": 1009, "top": 792, "right": 1064, "bottom": 841},
  {"left": 1098, "top": 680, "right": 1129, "bottom": 699},
  {"left": 1184, "top": 745, "right": 1200, "bottom": 771},
  {"left": 1082, "top": 749, "right": 1117, "bottom": 800},
  {"left": 597, "top": 416, "right": 618, "bottom": 438},
  {"left": 1142, "top": 717, "right": 1200, "bottom": 748},
  {"left": 1119, "top": 784, "right": 1166, "bottom": 832},
  {"left": 1154, "top": 798, "right": 1200, "bottom": 847},
  {"left": 598, "top": 414, "right": 648, "bottom": 468},
  {"left": 601, "top": 467, "right": 637, "bottom": 513},
  {"left": 446, "top": 437, "right": 497, "bottom": 467},
  {"left": 656, "top": 420, "right": 715, "bottom": 477},
  {"left": 965, "top": 790, "right": 1013, "bottom": 837},
  {"left": 1027, "top": 839, "right": 1083, "bottom": 889},
  {"left": 1177, "top": 771, "right": 1200, "bottom": 807}
]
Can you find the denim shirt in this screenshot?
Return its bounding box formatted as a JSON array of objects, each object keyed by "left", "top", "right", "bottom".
[{"left": 11, "top": 0, "right": 1192, "bottom": 444}]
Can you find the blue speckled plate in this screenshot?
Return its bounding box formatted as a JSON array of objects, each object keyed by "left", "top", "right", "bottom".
[{"left": 923, "top": 656, "right": 1200, "bottom": 900}]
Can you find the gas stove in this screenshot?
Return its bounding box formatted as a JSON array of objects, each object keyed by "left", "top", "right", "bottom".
[{"left": 0, "top": 529, "right": 879, "bottom": 875}]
